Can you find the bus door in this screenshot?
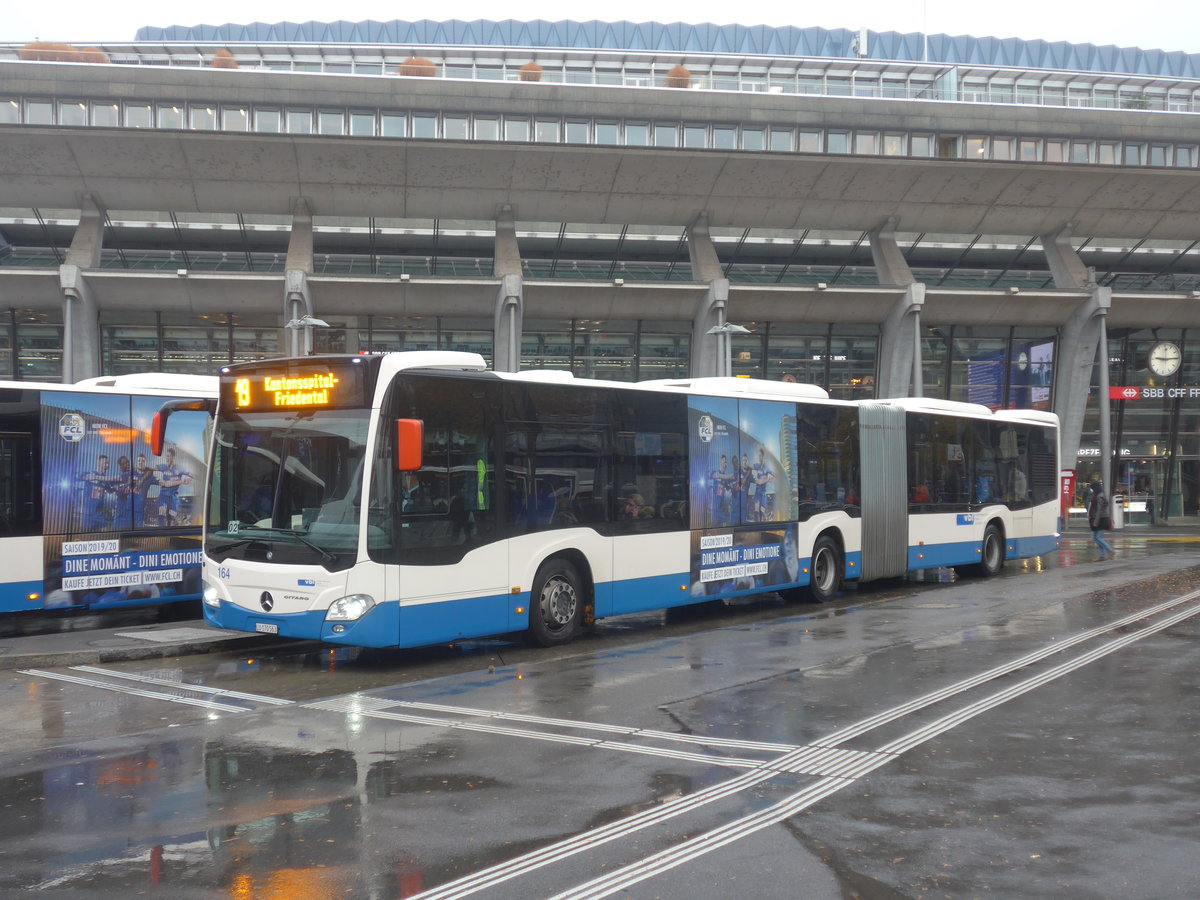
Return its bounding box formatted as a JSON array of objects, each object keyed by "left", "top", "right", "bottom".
[
  {"left": 0, "top": 421, "right": 42, "bottom": 612},
  {"left": 372, "top": 375, "right": 510, "bottom": 642},
  {"left": 996, "top": 424, "right": 1033, "bottom": 539},
  {"left": 505, "top": 425, "right": 613, "bottom": 617},
  {"left": 385, "top": 416, "right": 510, "bottom": 642}
]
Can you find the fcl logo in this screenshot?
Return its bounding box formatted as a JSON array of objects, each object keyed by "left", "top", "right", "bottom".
[
  {"left": 58, "top": 413, "right": 86, "bottom": 442},
  {"left": 697, "top": 415, "right": 714, "bottom": 443}
]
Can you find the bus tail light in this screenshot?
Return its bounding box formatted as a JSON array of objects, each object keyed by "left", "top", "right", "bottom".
[{"left": 396, "top": 419, "right": 424, "bottom": 471}]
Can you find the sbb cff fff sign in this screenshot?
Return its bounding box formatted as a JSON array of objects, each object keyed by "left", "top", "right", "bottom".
[{"left": 1110, "top": 386, "right": 1200, "bottom": 400}]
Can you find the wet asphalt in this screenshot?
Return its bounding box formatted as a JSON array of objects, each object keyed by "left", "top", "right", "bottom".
[{"left": 0, "top": 524, "right": 1197, "bottom": 898}]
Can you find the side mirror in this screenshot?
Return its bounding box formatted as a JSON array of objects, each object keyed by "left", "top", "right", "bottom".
[
  {"left": 151, "top": 411, "right": 167, "bottom": 457},
  {"left": 152, "top": 398, "right": 215, "bottom": 455},
  {"left": 396, "top": 418, "right": 423, "bottom": 471}
]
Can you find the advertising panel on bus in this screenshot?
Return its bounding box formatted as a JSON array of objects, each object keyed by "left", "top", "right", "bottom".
[
  {"left": 687, "top": 396, "right": 802, "bottom": 595},
  {"left": 38, "top": 391, "right": 209, "bottom": 610}
]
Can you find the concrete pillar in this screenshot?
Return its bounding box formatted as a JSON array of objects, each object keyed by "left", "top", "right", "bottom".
[
  {"left": 284, "top": 199, "right": 315, "bottom": 356},
  {"left": 868, "top": 217, "right": 916, "bottom": 287},
  {"left": 877, "top": 283, "right": 926, "bottom": 398},
  {"left": 493, "top": 205, "right": 523, "bottom": 372},
  {"left": 1040, "top": 223, "right": 1109, "bottom": 477},
  {"left": 60, "top": 195, "right": 104, "bottom": 381},
  {"left": 1040, "top": 222, "right": 1090, "bottom": 291},
  {"left": 283, "top": 270, "right": 314, "bottom": 356},
  {"left": 1054, "top": 287, "right": 1111, "bottom": 476},
  {"left": 869, "top": 218, "right": 925, "bottom": 398},
  {"left": 285, "top": 198, "right": 314, "bottom": 274},
  {"left": 686, "top": 212, "right": 723, "bottom": 283},
  {"left": 690, "top": 279, "right": 731, "bottom": 377},
  {"left": 687, "top": 213, "right": 729, "bottom": 377}
]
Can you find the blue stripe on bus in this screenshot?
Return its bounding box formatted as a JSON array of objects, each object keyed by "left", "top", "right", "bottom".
[
  {"left": 1009, "top": 534, "right": 1061, "bottom": 558},
  {"left": 206, "top": 599, "right": 405, "bottom": 648},
  {"left": 206, "top": 535, "right": 1056, "bottom": 649},
  {"left": 909, "top": 541, "right": 986, "bottom": 569},
  {"left": 395, "top": 591, "right": 517, "bottom": 648},
  {"left": 0, "top": 580, "right": 45, "bottom": 614},
  {"left": 206, "top": 591, "right": 515, "bottom": 649},
  {"left": 608, "top": 572, "right": 694, "bottom": 615},
  {"left": 908, "top": 535, "right": 1061, "bottom": 570}
]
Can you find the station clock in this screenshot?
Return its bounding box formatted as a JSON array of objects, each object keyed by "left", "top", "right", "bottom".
[{"left": 1148, "top": 341, "right": 1182, "bottom": 377}]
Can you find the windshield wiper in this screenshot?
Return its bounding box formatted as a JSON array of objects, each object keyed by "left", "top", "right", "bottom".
[
  {"left": 209, "top": 526, "right": 338, "bottom": 563},
  {"left": 264, "top": 528, "right": 339, "bottom": 563}
]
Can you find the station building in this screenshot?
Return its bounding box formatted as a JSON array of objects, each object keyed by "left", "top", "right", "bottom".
[{"left": 1, "top": 20, "right": 1200, "bottom": 516}]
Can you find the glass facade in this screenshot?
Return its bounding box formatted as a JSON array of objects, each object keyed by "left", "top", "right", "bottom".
[
  {"left": 520, "top": 319, "right": 690, "bottom": 382},
  {"left": 10, "top": 302, "right": 1200, "bottom": 522},
  {"left": 1, "top": 311, "right": 63, "bottom": 382},
  {"left": 1075, "top": 328, "right": 1200, "bottom": 520},
  {"left": 922, "top": 325, "right": 1056, "bottom": 411},
  {"left": 2, "top": 92, "right": 1197, "bottom": 171}
]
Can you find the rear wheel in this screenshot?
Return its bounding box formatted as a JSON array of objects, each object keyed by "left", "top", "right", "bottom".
[
  {"left": 528, "top": 558, "right": 584, "bottom": 646},
  {"left": 967, "top": 523, "right": 1005, "bottom": 577},
  {"left": 807, "top": 535, "right": 843, "bottom": 603}
]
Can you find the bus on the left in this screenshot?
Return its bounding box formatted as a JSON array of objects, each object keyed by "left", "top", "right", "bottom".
[{"left": 0, "top": 373, "right": 215, "bottom": 615}]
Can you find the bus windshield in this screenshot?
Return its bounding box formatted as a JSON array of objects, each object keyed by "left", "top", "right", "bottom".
[{"left": 207, "top": 408, "right": 371, "bottom": 571}]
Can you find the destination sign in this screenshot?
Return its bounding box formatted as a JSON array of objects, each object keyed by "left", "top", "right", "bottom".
[{"left": 221, "top": 360, "right": 371, "bottom": 412}]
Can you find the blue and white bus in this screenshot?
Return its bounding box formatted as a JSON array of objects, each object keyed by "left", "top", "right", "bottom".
[
  {"left": 198, "top": 352, "right": 1059, "bottom": 648},
  {"left": 0, "top": 373, "right": 215, "bottom": 615}
]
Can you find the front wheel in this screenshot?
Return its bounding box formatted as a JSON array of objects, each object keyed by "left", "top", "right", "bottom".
[
  {"left": 527, "top": 558, "right": 585, "bottom": 647},
  {"left": 967, "top": 523, "right": 1005, "bottom": 577},
  {"left": 806, "top": 535, "right": 843, "bottom": 603}
]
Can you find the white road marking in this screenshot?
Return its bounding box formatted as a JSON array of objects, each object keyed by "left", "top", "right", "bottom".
[
  {"left": 547, "top": 599, "right": 1200, "bottom": 900},
  {"left": 398, "top": 699, "right": 801, "bottom": 752},
  {"left": 18, "top": 668, "right": 250, "bottom": 713},
  {"left": 306, "top": 698, "right": 770, "bottom": 768},
  {"left": 20, "top": 590, "right": 1199, "bottom": 899},
  {"left": 818, "top": 589, "right": 1200, "bottom": 746},
  {"left": 408, "top": 591, "right": 1200, "bottom": 900},
  {"left": 69, "top": 665, "right": 295, "bottom": 705}
]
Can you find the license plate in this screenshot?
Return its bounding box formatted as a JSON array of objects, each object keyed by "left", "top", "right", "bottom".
[{"left": 254, "top": 622, "right": 279, "bottom": 634}]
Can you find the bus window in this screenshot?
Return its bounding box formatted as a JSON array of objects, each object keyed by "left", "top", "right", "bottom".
[
  {"left": 796, "top": 405, "right": 860, "bottom": 514},
  {"left": 908, "top": 413, "right": 973, "bottom": 510},
  {"left": 968, "top": 419, "right": 999, "bottom": 504},
  {"left": 372, "top": 375, "right": 498, "bottom": 564},
  {"left": 0, "top": 430, "right": 39, "bottom": 536},
  {"left": 613, "top": 392, "right": 687, "bottom": 530},
  {"left": 1026, "top": 426, "right": 1058, "bottom": 505},
  {"left": 996, "top": 424, "right": 1028, "bottom": 507},
  {"left": 506, "top": 426, "right": 609, "bottom": 531}
]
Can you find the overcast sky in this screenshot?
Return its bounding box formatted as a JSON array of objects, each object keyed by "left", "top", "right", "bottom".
[{"left": 4, "top": 1, "right": 1199, "bottom": 55}]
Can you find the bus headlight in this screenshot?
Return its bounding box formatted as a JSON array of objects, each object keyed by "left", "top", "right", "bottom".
[
  {"left": 326, "top": 594, "right": 375, "bottom": 622},
  {"left": 202, "top": 580, "right": 221, "bottom": 608}
]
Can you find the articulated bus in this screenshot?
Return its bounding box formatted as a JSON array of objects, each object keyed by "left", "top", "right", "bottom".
[
  {"left": 199, "top": 352, "right": 1060, "bottom": 649},
  {"left": 0, "top": 373, "right": 216, "bottom": 615}
]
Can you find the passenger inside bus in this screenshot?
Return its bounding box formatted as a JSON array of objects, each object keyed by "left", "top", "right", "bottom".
[
  {"left": 401, "top": 471, "right": 432, "bottom": 513},
  {"left": 622, "top": 492, "right": 654, "bottom": 519}
]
